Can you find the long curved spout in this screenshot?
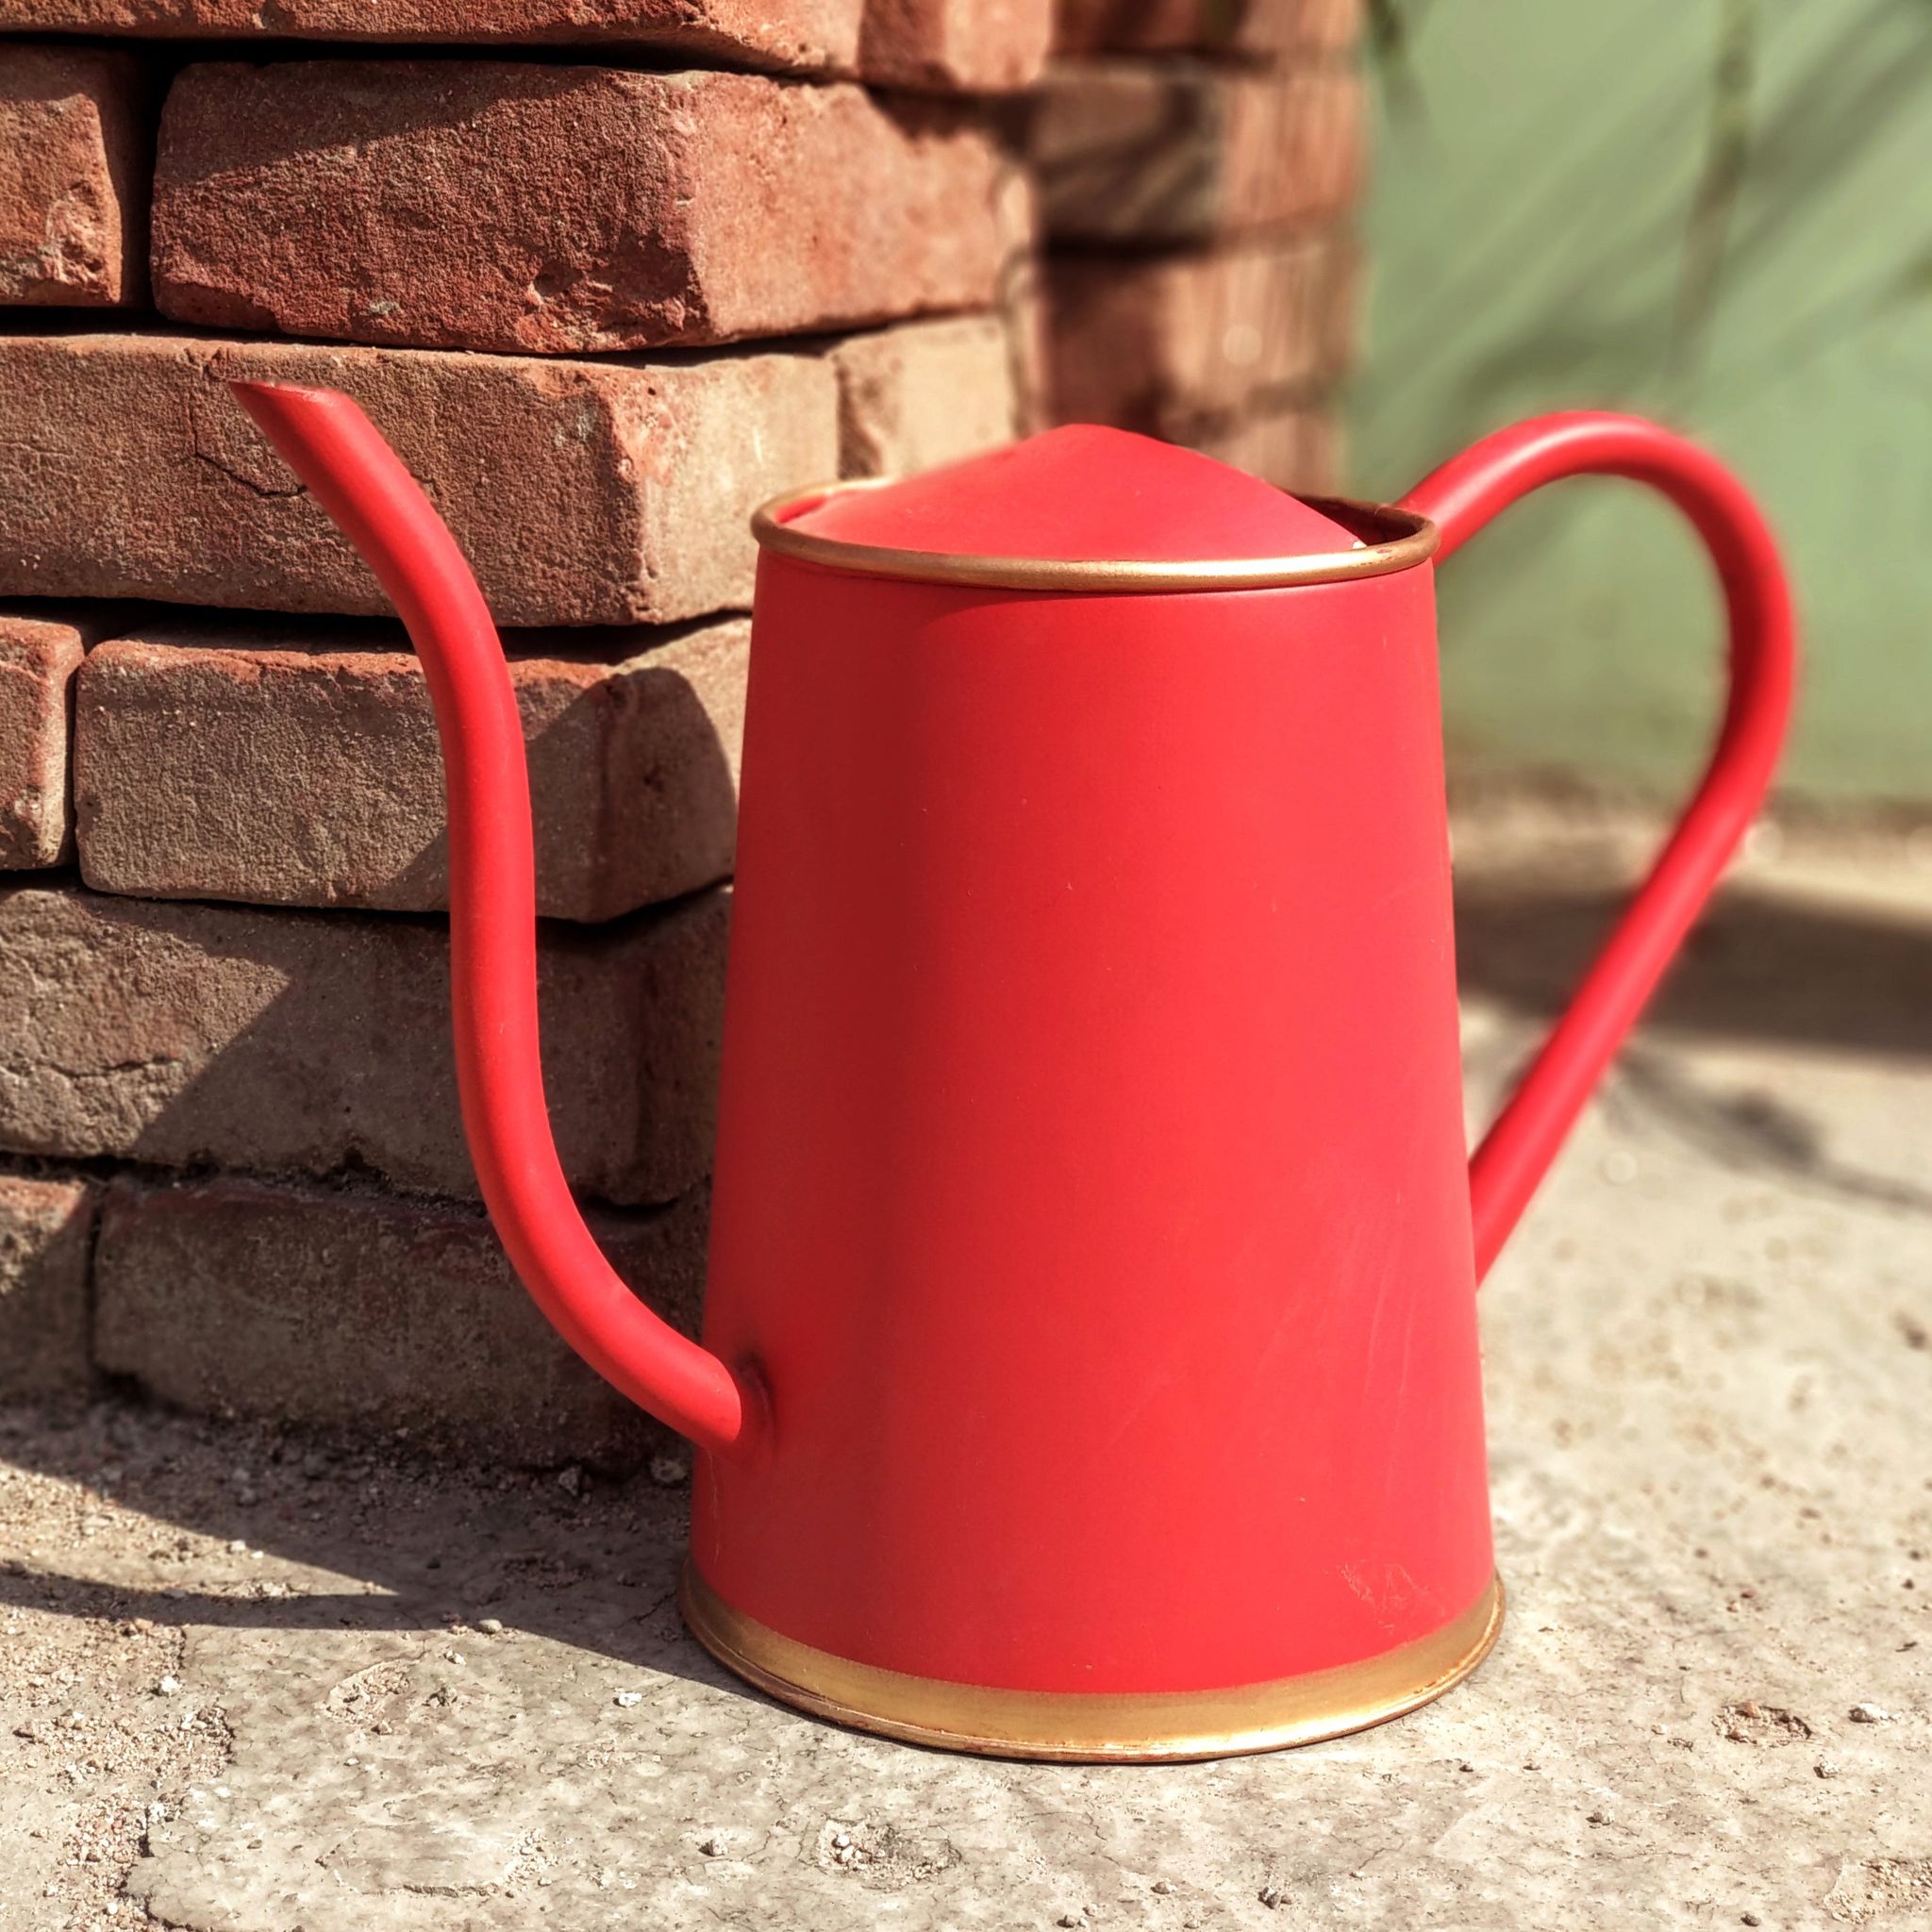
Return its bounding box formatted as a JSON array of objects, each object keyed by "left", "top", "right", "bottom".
[{"left": 231, "top": 381, "right": 757, "bottom": 1459}]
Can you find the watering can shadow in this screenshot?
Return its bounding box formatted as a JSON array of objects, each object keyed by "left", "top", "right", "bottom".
[{"left": 229, "top": 382, "right": 1794, "bottom": 1761}]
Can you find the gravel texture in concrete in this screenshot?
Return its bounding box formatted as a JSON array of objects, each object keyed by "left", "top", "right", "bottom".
[{"left": 1, "top": 816, "right": 1928, "bottom": 1928}]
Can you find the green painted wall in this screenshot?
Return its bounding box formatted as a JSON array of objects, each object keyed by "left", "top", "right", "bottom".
[{"left": 1348, "top": 0, "right": 1932, "bottom": 805}]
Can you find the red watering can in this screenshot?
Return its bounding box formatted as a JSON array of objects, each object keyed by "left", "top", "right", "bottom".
[{"left": 232, "top": 386, "right": 1793, "bottom": 1760}]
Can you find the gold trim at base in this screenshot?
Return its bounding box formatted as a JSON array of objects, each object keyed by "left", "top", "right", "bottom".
[{"left": 679, "top": 1565, "right": 1505, "bottom": 1763}]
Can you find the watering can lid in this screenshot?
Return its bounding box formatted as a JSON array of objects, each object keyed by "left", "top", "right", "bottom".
[{"left": 764, "top": 425, "right": 1400, "bottom": 590}]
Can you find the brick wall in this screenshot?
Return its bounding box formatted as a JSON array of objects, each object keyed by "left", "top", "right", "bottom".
[
  {"left": 1034, "top": 0, "right": 1363, "bottom": 488},
  {"left": 0, "top": 3, "right": 1366, "bottom": 1465}
]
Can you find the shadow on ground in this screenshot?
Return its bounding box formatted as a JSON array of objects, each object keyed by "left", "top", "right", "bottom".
[
  {"left": 0, "top": 1400, "right": 730, "bottom": 1697},
  {"left": 1455, "top": 877, "right": 1932, "bottom": 1061}
]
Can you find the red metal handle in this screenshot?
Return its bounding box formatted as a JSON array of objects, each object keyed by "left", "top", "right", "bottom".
[
  {"left": 230, "top": 381, "right": 758, "bottom": 1458},
  {"left": 1400, "top": 412, "right": 1796, "bottom": 1282}
]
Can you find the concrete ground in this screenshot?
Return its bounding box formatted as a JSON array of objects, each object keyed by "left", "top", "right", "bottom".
[{"left": 1, "top": 809, "right": 1928, "bottom": 1930}]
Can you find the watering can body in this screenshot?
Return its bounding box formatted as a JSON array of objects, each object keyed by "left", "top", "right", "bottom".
[
  {"left": 692, "top": 514, "right": 1499, "bottom": 1746},
  {"left": 232, "top": 391, "right": 1794, "bottom": 1759}
]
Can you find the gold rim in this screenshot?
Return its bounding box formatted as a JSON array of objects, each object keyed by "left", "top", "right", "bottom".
[
  {"left": 750, "top": 477, "right": 1439, "bottom": 593},
  {"left": 680, "top": 1565, "right": 1504, "bottom": 1763}
]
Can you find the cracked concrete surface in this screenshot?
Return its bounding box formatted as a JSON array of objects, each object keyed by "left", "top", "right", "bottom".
[{"left": 1, "top": 817, "right": 1928, "bottom": 1928}]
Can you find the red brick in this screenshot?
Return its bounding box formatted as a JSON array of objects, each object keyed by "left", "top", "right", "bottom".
[
  {"left": 2, "top": 0, "right": 866, "bottom": 75},
  {"left": 152, "top": 62, "right": 1011, "bottom": 355},
  {"left": 830, "top": 313, "right": 1020, "bottom": 477},
  {"left": 0, "top": 1, "right": 1048, "bottom": 89},
  {"left": 0, "top": 45, "right": 149, "bottom": 308},
  {"left": 0, "top": 1172, "right": 97, "bottom": 1401},
  {"left": 0, "top": 611, "right": 89, "bottom": 869},
  {"left": 1033, "top": 58, "right": 1362, "bottom": 242},
  {"left": 0, "top": 329, "right": 834, "bottom": 625},
  {"left": 1055, "top": 0, "right": 1361, "bottom": 58},
  {"left": 1047, "top": 230, "right": 1354, "bottom": 435},
  {"left": 862, "top": 0, "right": 1054, "bottom": 92},
  {"left": 93, "top": 1174, "right": 707, "bottom": 1469},
  {"left": 0, "top": 881, "right": 726, "bottom": 1207},
  {"left": 74, "top": 616, "right": 746, "bottom": 923}
]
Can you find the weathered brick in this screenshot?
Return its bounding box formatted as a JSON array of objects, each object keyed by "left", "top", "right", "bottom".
[
  {"left": 0, "top": 610, "right": 90, "bottom": 869},
  {"left": 1055, "top": 0, "right": 1361, "bottom": 58},
  {"left": 153, "top": 62, "right": 1012, "bottom": 356},
  {"left": 0, "top": 45, "right": 149, "bottom": 308},
  {"left": 94, "top": 1174, "right": 707, "bottom": 1469},
  {"left": 0, "top": 329, "right": 834, "bottom": 625},
  {"left": 1033, "top": 58, "right": 1361, "bottom": 242},
  {"left": 1191, "top": 402, "right": 1339, "bottom": 493},
  {"left": 0, "top": 1, "right": 1048, "bottom": 89},
  {"left": 0, "top": 0, "right": 866, "bottom": 75},
  {"left": 862, "top": 0, "right": 1054, "bottom": 92},
  {"left": 0, "top": 1171, "right": 96, "bottom": 1401},
  {"left": 0, "top": 882, "right": 726, "bottom": 1207},
  {"left": 74, "top": 616, "right": 745, "bottom": 923},
  {"left": 1047, "top": 230, "right": 1353, "bottom": 434},
  {"left": 831, "top": 313, "right": 1019, "bottom": 477}
]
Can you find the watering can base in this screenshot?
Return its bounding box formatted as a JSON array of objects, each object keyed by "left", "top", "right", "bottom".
[{"left": 678, "top": 1565, "right": 1507, "bottom": 1763}]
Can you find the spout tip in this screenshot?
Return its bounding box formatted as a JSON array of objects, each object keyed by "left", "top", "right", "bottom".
[
  {"left": 229, "top": 381, "right": 375, "bottom": 475},
  {"left": 228, "top": 377, "right": 325, "bottom": 398},
  {"left": 229, "top": 377, "right": 358, "bottom": 430}
]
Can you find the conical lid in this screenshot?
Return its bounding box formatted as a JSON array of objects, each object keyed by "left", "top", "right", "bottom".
[{"left": 792, "top": 425, "right": 1360, "bottom": 566}]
